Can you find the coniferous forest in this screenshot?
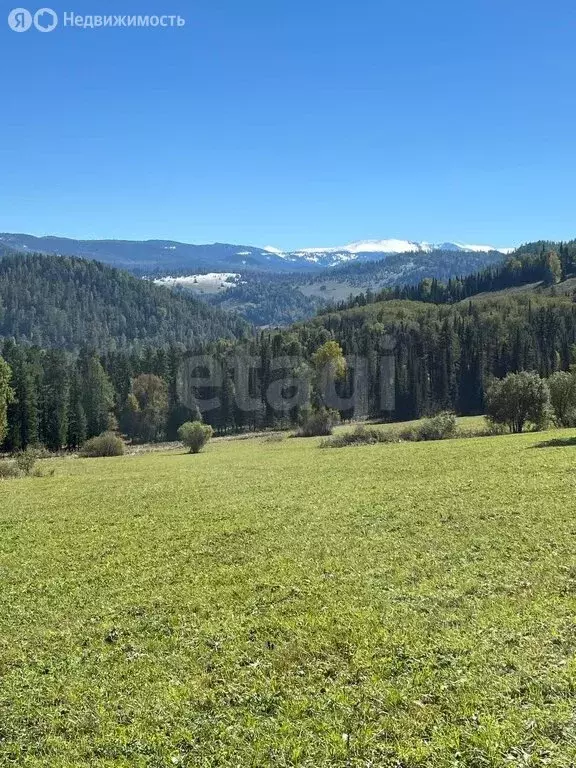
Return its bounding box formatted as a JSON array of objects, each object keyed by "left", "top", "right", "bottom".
[
  {"left": 2, "top": 242, "right": 576, "bottom": 451},
  {"left": 0, "top": 252, "right": 248, "bottom": 350}
]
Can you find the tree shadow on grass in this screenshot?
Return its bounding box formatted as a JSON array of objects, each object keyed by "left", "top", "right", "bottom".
[{"left": 533, "top": 436, "right": 576, "bottom": 449}]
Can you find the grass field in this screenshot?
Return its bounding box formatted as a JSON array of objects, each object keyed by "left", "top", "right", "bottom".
[{"left": 2, "top": 425, "right": 576, "bottom": 766}]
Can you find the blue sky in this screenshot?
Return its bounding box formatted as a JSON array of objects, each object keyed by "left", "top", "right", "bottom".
[{"left": 2, "top": 0, "right": 576, "bottom": 250}]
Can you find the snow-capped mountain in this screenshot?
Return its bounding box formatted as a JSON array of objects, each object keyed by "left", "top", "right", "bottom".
[
  {"left": 279, "top": 240, "right": 513, "bottom": 267},
  {"left": 295, "top": 239, "right": 429, "bottom": 256}
]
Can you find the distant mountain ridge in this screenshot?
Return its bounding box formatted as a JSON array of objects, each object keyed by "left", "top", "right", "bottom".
[
  {"left": 0, "top": 233, "right": 513, "bottom": 274},
  {"left": 0, "top": 234, "right": 290, "bottom": 274}
]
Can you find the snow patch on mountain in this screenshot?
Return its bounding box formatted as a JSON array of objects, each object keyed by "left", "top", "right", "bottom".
[
  {"left": 294, "top": 241, "right": 418, "bottom": 256},
  {"left": 154, "top": 273, "right": 239, "bottom": 289},
  {"left": 281, "top": 239, "right": 514, "bottom": 268},
  {"left": 295, "top": 240, "right": 511, "bottom": 257}
]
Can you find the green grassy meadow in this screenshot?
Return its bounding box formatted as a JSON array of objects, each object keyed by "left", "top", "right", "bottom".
[{"left": 2, "top": 425, "right": 576, "bottom": 766}]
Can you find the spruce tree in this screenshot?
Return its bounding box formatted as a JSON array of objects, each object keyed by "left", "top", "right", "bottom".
[
  {"left": 40, "top": 350, "right": 70, "bottom": 452},
  {"left": 67, "top": 367, "right": 87, "bottom": 449},
  {"left": 79, "top": 353, "right": 115, "bottom": 438}
]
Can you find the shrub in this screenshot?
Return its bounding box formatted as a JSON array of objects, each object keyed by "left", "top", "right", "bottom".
[
  {"left": 14, "top": 448, "right": 40, "bottom": 476},
  {"left": 397, "top": 425, "right": 419, "bottom": 442},
  {"left": 481, "top": 420, "right": 508, "bottom": 436},
  {"left": 296, "top": 409, "right": 341, "bottom": 438},
  {"left": 548, "top": 370, "right": 576, "bottom": 427},
  {"left": 27, "top": 445, "right": 52, "bottom": 460},
  {"left": 178, "top": 421, "right": 214, "bottom": 454},
  {"left": 0, "top": 451, "right": 56, "bottom": 479},
  {"left": 321, "top": 424, "right": 399, "bottom": 448},
  {"left": 486, "top": 372, "right": 551, "bottom": 433},
  {"left": 0, "top": 460, "right": 20, "bottom": 480},
  {"left": 415, "top": 412, "right": 459, "bottom": 441},
  {"left": 396, "top": 413, "right": 459, "bottom": 442},
  {"left": 80, "top": 432, "right": 125, "bottom": 458}
]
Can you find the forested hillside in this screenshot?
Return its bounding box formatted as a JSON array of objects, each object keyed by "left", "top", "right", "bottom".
[
  {"left": 298, "top": 247, "right": 505, "bottom": 295},
  {"left": 209, "top": 278, "right": 325, "bottom": 325},
  {"left": 2, "top": 240, "right": 576, "bottom": 453},
  {"left": 3, "top": 290, "right": 576, "bottom": 452},
  {"left": 324, "top": 240, "right": 575, "bottom": 310},
  {"left": 0, "top": 253, "right": 248, "bottom": 351},
  {"left": 172, "top": 248, "right": 508, "bottom": 326},
  {"left": 308, "top": 294, "right": 576, "bottom": 417}
]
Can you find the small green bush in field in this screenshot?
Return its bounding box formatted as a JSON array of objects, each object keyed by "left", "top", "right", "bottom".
[
  {"left": 398, "top": 412, "right": 459, "bottom": 442},
  {"left": 14, "top": 449, "right": 38, "bottom": 476},
  {"left": 296, "top": 409, "right": 341, "bottom": 438},
  {"left": 178, "top": 421, "right": 214, "bottom": 454},
  {"left": 321, "top": 424, "right": 399, "bottom": 448},
  {"left": 80, "top": 432, "right": 125, "bottom": 458},
  {"left": 0, "top": 449, "right": 55, "bottom": 479},
  {"left": 415, "top": 411, "right": 459, "bottom": 441}
]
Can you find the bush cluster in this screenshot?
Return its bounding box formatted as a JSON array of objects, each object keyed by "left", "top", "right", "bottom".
[
  {"left": 80, "top": 432, "right": 125, "bottom": 458},
  {"left": 14, "top": 448, "right": 40, "bottom": 475},
  {"left": 321, "top": 424, "right": 399, "bottom": 449},
  {"left": 0, "top": 448, "right": 54, "bottom": 480},
  {"left": 399, "top": 412, "right": 459, "bottom": 442},
  {"left": 322, "top": 413, "right": 459, "bottom": 448},
  {"left": 296, "top": 409, "right": 341, "bottom": 438}
]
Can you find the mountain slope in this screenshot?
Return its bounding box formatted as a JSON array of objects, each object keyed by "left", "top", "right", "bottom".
[
  {"left": 296, "top": 247, "right": 506, "bottom": 300},
  {"left": 0, "top": 252, "right": 248, "bottom": 351},
  {"left": 197, "top": 249, "right": 507, "bottom": 325},
  {"left": 314, "top": 239, "right": 576, "bottom": 313}
]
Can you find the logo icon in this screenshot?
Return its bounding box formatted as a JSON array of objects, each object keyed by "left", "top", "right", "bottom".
[
  {"left": 8, "top": 8, "right": 33, "bottom": 31},
  {"left": 34, "top": 7, "right": 57, "bottom": 31}
]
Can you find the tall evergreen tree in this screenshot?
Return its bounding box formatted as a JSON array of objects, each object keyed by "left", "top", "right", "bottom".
[
  {"left": 67, "top": 366, "right": 87, "bottom": 449},
  {"left": 126, "top": 374, "right": 169, "bottom": 443},
  {"left": 79, "top": 353, "right": 115, "bottom": 438},
  {"left": 40, "top": 350, "right": 70, "bottom": 451}
]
